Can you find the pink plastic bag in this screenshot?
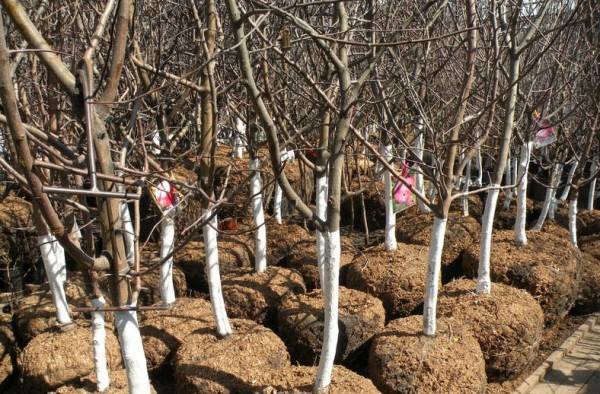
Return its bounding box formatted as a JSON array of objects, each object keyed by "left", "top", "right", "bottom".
[
  {"left": 150, "top": 179, "right": 178, "bottom": 213},
  {"left": 393, "top": 162, "right": 416, "bottom": 213},
  {"left": 533, "top": 113, "right": 556, "bottom": 148}
]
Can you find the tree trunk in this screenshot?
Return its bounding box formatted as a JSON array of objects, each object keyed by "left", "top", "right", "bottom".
[
  {"left": 423, "top": 217, "right": 448, "bottom": 336},
  {"left": 515, "top": 142, "right": 533, "bottom": 245},
  {"left": 383, "top": 145, "right": 397, "bottom": 250}
]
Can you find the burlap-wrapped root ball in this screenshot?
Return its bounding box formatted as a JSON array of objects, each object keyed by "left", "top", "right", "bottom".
[
  {"left": 277, "top": 287, "right": 385, "bottom": 368},
  {"left": 462, "top": 230, "right": 581, "bottom": 326},
  {"left": 141, "top": 297, "right": 214, "bottom": 371},
  {"left": 267, "top": 222, "right": 313, "bottom": 265},
  {"left": 368, "top": 315, "right": 486, "bottom": 394},
  {"left": 222, "top": 266, "right": 305, "bottom": 326},
  {"left": 396, "top": 212, "right": 481, "bottom": 281},
  {"left": 175, "top": 237, "right": 253, "bottom": 292},
  {"left": 581, "top": 234, "right": 600, "bottom": 260},
  {"left": 346, "top": 244, "right": 429, "bottom": 319},
  {"left": 437, "top": 279, "right": 544, "bottom": 381},
  {"left": 54, "top": 369, "right": 157, "bottom": 394},
  {"left": 573, "top": 253, "right": 600, "bottom": 314},
  {"left": 259, "top": 365, "right": 380, "bottom": 393},
  {"left": 494, "top": 198, "right": 535, "bottom": 229},
  {"left": 13, "top": 294, "right": 67, "bottom": 345},
  {"left": 173, "top": 319, "right": 290, "bottom": 393},
  {"left": 137, "top": 265, "right": 188, "bottom": 305},
  {"left": 0, "top": 313, "right": 15, "bottom": 388},
  {"left": 283, "top": 239, "right": 355, "bottom": 291},
  {"left": 20, "top": 323, "right": 122, "bottom": 392}
]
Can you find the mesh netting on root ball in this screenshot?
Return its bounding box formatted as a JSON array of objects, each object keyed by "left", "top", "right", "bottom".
[
  {"left": 572, "top": 253, "right": 600, "bottom": 315},
  {"left": 345, "top": 244, "right": 429, "bottom": 319},
  {"left": 462, "top": 230, "right": 581, "bottom": 326},
  {"left": 19, "top": 323, "right": 122, "bottom": 392},
  {"left": 396, "top": 212, "right": 480, "bottom": 282},
  {"left": 282, "top": 237, "right": 355, "bottom": 291},
  {"left": 368, "top": 315, "right": 486, "bottom": 394},
  {"left": 173, "top": 319, "right": 291, "bottom": 394},
  {"left": 259, "top": 365, "right": 380, "bottom": 394},
  {"left": 140, "top": 297, "right": 214, "bottom": 371},
  {"left": 277, "top": 286, "right": 385, "bottom": 369},
  {"left": 54, "top": 369, "right": 157, "bottom": 394},
  {"left": 437, "top": 279, "right": 544, "bottom": 381},
  {"left": 222, "top": 266, "right": 306, "bottom": 326},
  {"left": 0, "top": 313, "right": 15, "bottom": 388},
  {"left": 175, "top": 237, "right": 253, "bottom": 292}
]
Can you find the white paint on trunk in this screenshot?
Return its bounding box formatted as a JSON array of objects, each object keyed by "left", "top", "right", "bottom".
[
  {"left": 314, "top": 229, "right": 340, "bottom": 391},
  {"left": 273, "top": 183, "right": 283, "bottom": 224},
  {"left": 233, "top": 117, "right": 245, "bottom": 159},
  {"left": 316, "top": 172, "right": 328, "bottom": 287},
  {"left": 569, "top": 198, "right": 578, "bottom": 247},
  {"left": 151, "top": 131, "right": 161, "bottom": 156},
  {"left": 115, "top": 310, "right": 150, "bottom": 394},
  {"left": 533, "top": 164, "right": 561, "bottom": 231},
  {"left": 587, "top": 158, "right": 598, "bottom": 211},
  {"left": 475, "top": 148, "right": 483, "bottom": 187},
  {"left": 560, "top": 160, "right": 578, "bottom": 202},
  {"left": 477, "top": 186, "right": 501, "bottom": 294},
  {"left": 462, "top": 159, "right": 472, "bottom": 217},
  {"left": 38, "top": 235, "right": 71, "bottom": 324},
  {"left": 203, "top": 211, "right": 233, "bottom": 336},
  {"left": 159, "top": 214, "right": 176, "bottom": 305},
  {"left": 414, "top": 119, "right": 431, "bottom": 213},
  {"left": 250, "top": 158, "right": 267, "bottom": 273},
  {"left": 91, "top": 297, "right": 110, "bottom": 392},
  {"left": 383, "top": 145, "right": 397, "bottom": 251},
  {"left": 515, "top": 142, "right": 533, "bottom": 246},
  {"left": 503, "top": 153, "right": 513, "bottom": 210},
  {"left": 121, "top": 201, "right": 135, "bottom": 266},
  {"left": 423, "top": 217, "right": 448, "bottom": 336}
]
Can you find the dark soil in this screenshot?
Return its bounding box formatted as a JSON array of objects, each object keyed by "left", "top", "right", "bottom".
[
  {"left": 282, "top": 238, "right": 355, "bottom": 291},
  {"left": 222, "top": 266, "right": 306, "bottom": 327},
  {"left": 173, "top": 319, "right": 290, "bottom": 394},
  {"left": 396, "top": 212, "right": 480, "bottom": 282},
  {"left": 0, "top": 313, "right": 14, "bottom": 388},
  {"left": 581, "top": 234, "right": 600, "bottom": 260},
  {"left": 137, "top": 265, "right": 189, "bottom": 305},
  {"left": 140, "top": 297, "right": 214, "bottom": 371},
  {"left": 462, "top": 230, "right": 582, "bottom": 326},
  {"left": 175, "top": 236, "right": 253, "bottom": 292},
  {"left": 277, "top": 286, "right": 385, "bottom": 369},
  {"left": 259, "top": 365, "right": 380, "bottom": 394},
  {"left": 345, "top": 244, "right": 429, "bottom": 319},
  {"left": 556, "top": 208, "right": 600, "bottom": 237},
  {"left": 572, "top": 253, "right": 600, "bottom": 315},
  {"left": 267, "top": 222, "right": 313, "bottom": 266},
  {"left": 19, "top": 323, "right": 122, "bottom": 392},
  {"left": 494, "top": 198, "right": 535, "bottom": 230},
  {"left": 437, "top": 279, "right": 544, "bottom": 381},
  {"left": 368, "top": 315, "right": 487, "bottom": 394}
]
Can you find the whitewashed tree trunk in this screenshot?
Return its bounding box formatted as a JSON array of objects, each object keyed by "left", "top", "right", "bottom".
[
  {"left": 533, "top": 163, "right": 561, "bottom": 231},
  {"left": 159, "top": 213, "right": 176, "bottom": 305},
  {"left": 314, "top": 229, "right": 340, "bottom": 390},
  {"left": 503, "top": 153, "right": 513, "bottom": 209},
  {"left": 474, "top": 148, "right": 483, "bottom": 187},
  {"left": 250, "top": 158, "right": 267, "bottom": 273},
  {"left": 315, "top": 172, "right": 328, "bottom": 287},
  {"left": 587, "top": 157, "right": 598, "bottom": 211},
  {"left": 91, "top": 296, "right": 110, "bottom": 392},
  {"left": 569, "top": 198, "right": 578, "bottom": 247},
  {"left": 414, "top": 119, "right": 431, "bottom": 213},
  {"left": 273, "top": 183, "right": 283, "bottom": 224},
  {"left": 115, "top": 310, "right": 151, "bottom": 394},
  {"left": 423, "top": 217, "right": 448, "bottom": 336},
  {"left": 560, "top": 161, "right": 578, "bottom": 202},
  {"left": 548, "top": 165, "right": 563, "bottom": 220},
  {"left": 233, "top": 117, "right": 244, "bottom": 159},
  {"left": 151, "top": 130, "right": 161, "bottom": 156},
  {"left": 121, "top": 201, "right": 135, "bottom": 266},
  {"left": 462, "top": 158, "right": 472, "bottom": 217},
  {"left": 476, "top": 187, "right": 501, "bottom": 294},
  {"left": 515, "top": 142, "right": 533, "bottom": 246},
  {"left": 38, "top": 234, "right": 71, "bottom": 324},
  {"left": 383, "top": 145, "right": 397, "bottom": 251},
  {"left": 203, "top": 211, "right": 233, "bottom": 336}
]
